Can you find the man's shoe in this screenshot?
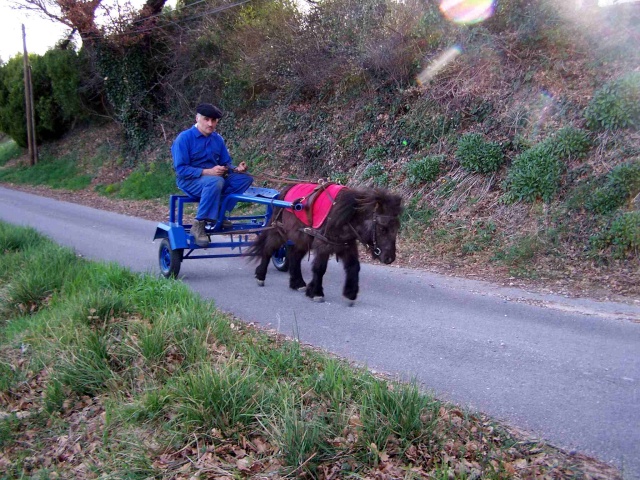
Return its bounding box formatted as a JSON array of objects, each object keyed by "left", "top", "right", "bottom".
[
  {"left": 190, "top": 220, "right": 209, "bottom": 247},
  {"left": 205, "top": 218, "right": 234, "bottom": 230}
]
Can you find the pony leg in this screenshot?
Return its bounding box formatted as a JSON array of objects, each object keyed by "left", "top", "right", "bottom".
[
  {"left": 338, "top": 244, "right": 360, "bottom": 306},
  {"left": 288, "top": 245, "right": 307, "bottom": 291},
  {"left": 255, "top": 253, "right": 271, "bottom": 286},
  {"left": 254, "top": 231, "right": 282, "bottom": 286},
  {"left": 306, "top": 251, "right": 329, "bottom": 302}
]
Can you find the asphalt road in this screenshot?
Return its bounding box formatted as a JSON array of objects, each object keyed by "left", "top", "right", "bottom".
[{"left": 1, "top": 186, "right": 639, "bottom": 479}]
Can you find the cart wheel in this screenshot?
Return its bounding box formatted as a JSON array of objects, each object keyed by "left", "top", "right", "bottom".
[
  {"left": 159, "top": 238, "right": 183, "bottom": 278},
  {"left": 271, "top": 245, "right": 289, "bottom": 272}
]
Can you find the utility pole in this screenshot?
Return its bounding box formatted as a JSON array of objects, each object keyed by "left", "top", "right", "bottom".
[{"left": 22, "top": 24, "right": 37, "bottom": 165}]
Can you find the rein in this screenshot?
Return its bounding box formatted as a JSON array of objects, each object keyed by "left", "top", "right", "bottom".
[
  {"left": 348, "top": 213, "right": 382, "bottom": 257},
  {"left": 247, "top": 169, "right": 332, "bottom": 186},
  {"left": 301, "top": 212, "right": 387, "bottom": 257}
]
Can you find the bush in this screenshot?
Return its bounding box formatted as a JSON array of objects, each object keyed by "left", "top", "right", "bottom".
[
  {"left": 362, "top": 162, "right": 389, "bottom": 186},
  {"left": 586, "top": 161, "right": 640, "bottom": 214},
  {"left": 455, "top": 133, "right": 503, "bottom": 174},
  {"left": 0, "top": 49, "right": 86, "bottom": 147},
  {"left": 405, "top": 155, "right": 442, "bottom": 185},
  {"left": 593, "top": 212, "right": 640, "bottom": 258},
  {"left": 503, "top": 142, "right": 563, "bottom": 203},
  {"left": 584, "top": 72, "right": 640, "bottom": 131},
  {"left": 487, "top": 0, "right": 566, "bottom": 51},
  {"left": 546, "top": 126, "right": 592, "bottom": 160}
]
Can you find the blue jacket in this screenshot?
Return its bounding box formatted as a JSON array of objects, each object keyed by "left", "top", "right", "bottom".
[{"left": 171, "top": 125, "right": 234, "bottom": 180}]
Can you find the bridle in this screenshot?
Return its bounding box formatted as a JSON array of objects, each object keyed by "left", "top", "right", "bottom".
[{"left": 349, "top": 212, "right": 390, "bottom": 257}]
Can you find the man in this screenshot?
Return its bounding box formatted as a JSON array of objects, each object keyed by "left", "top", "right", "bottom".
[{"left": 171, "top": 103, "right": 253, "bottom": 247}]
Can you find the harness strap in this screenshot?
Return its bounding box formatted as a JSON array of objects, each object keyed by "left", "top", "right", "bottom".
[
  {"left": 299, "top": 227, "right": 351, "bottom": 246},
  {"left": 299, "top": 182, "right": 336, "bottom": 225}
]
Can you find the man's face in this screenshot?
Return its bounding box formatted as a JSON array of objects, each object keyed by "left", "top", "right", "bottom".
[{"left": 196, "top": 114, "right": 219, "bottom": 136}]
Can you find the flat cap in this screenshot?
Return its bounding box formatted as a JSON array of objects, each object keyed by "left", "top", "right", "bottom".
[{"left": 196, "top": 103, "right": 223, "bottom": 119}]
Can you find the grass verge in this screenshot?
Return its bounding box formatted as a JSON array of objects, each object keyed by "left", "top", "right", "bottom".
[
  {"left": 0, "top": 139, "right": 23, "bottom": 167},
  {"left": 0, "top": 152, "right": 92, "bottom": 190},
  {"left": 0, "top": 221, "right": 620, "bottom": 478}
]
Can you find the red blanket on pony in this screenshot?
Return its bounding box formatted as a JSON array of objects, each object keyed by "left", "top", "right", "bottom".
[{"left": 284, "top": 183, "right": 345, "bottom": 229}]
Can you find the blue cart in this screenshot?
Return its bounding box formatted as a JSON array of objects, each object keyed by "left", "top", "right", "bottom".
[{"left": 153, "top": 186, "right": 299, "bottom": 278}]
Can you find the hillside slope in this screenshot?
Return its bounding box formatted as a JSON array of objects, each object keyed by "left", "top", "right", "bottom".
[{"left": 1, "top": 1, "right": 638, "bottom": 301}]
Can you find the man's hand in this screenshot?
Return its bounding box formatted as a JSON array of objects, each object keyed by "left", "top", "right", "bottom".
[
  {"left": 235, "top": 161, "right": 248, "bottom": 173},
  {"left": 203, "top": 166, "right": 228, "bottom": 176}
]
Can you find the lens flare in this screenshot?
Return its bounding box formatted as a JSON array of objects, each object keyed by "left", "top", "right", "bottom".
[
  {"left": 440, "top": 0, "right": 495, "bottom": 25},
  {"left": 416, "top": 46, "right": 462, "bottom": 86}
]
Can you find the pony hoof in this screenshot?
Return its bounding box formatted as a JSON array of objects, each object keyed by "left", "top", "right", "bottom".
[
  {"left": 312, "top": 296, "right": 325, "bottom": 303},
  {"left": 256, "top": 279, "right": 265, "bottom": 287},
  {"left": 344, "top": 297, "right": 356, "bottom": 307},
  {"left": 297, "top": 286, "right": 306, "bottom": 292}
]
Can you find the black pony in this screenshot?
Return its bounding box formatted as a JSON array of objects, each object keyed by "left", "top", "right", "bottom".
[{"left": 248, "top": 184, "right": 403, "bottom": 305}]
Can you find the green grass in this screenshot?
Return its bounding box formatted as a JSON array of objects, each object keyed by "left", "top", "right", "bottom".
[
  {"left": 96, "top": 161, "right": 180, "bottom": 200},
  {"left": 0, "top": 221, "right": 614, "bottom": 478},
  {"left": 0, "top": 152, "right": 92, "bottom": 190},
  {"left": 0, "top": 139, "right": 23, "bottom": 166}
]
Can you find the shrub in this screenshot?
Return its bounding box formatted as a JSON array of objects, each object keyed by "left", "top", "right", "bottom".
[
  {"left": 362, "top": 162, "right": 389, "bottom": 186},
  {"left": 395, "top": 99, "right": 460, "bottom": 150},
  {"left": 546, "top": 126, "right": 592, "bottom": 160},
  {"left": 584, "top": 72, "right": 640, "bottom": 131},
  {"left": 503, "top": 142, "right": 563, "bottom": 203},
  {"left": 455, "top": 133, "right": 503, "bottom": 174},
  {"left": 586, "top": 161, "right": 640, "bottom": 214},
  {"left": 405, "top": 155, "right": 442, "bottom": 185},
  {"left": 487, "top": 0, "right": 566, "bottom": 52},
  {"left": 0, "top": 49, "right": 86, "bottom": 147},
  {"left": 593, "top": 212, "right": 640, "bottom": 258}
]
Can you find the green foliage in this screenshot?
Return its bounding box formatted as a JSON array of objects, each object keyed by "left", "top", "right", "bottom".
[
  {"left": 492, "top": 234, "right": 543, "bottom": 268},
  {"left": 108, "top": 161, "right": 178, "bottom": 200},
  {"left": 405, "top": 155, "right": 442, "bottom": 185},
  {"left": 2, "top": 243, "right": 80, "bottom": 317},
  {"left": 362, "top": 161, "right": 389, "bottom": 186},
  {"left": 0, "top": 414, "right": 19, "bottom": 448},
  {"left": 0, "top": 360, "right": 21, "bottom": 393},
  {"left": 593, "top": 212, "right": 640, "bottom": 258},
  {"left": 57, "top": 331, "right": 115, "bottom": 396},
  {"left": 173, "top": 362, "right": 262, "bottom": 436},
  {"left": 462, "top": 220, "right": 497, "bottom": 254},
  {"left": 95, "top": 41, "right": 162, "bottom": 156},
  {"left": 0, "top": 222, "right": 617, "bottom": 476},
  {"left": 268, "top": 403, "right": 330, "bottom": 474},
  {"left": 0, "top": 49, "right": 86, "bottom": 147},
  {"left": 44, "top": 379, "right": 66, "bottom": 414},
  {"left": 586, "top": 161, "right": 640, "bottom": 214},
  {"left": 503, "top": 142, "right": 563, "bottom": 203},
  {"left": 365, "top": 145, "right": 388, "bottom": 162},
  {"left": 584, "top": 72, "right": 640, "bottom": 131},
  {"left": 455, "top": 133, "right": 503, "bottom": 174},
  {"left": 0, "top": 152, "right": 92, "bottom": 190},
  {"left": 359, "top": 380, "right": 436, "bottom": 455},
  {"left": 546, "top": 126, "right": 592, "bottom": 160},
  {"left": 487, "top": 0, "right": 566, "bottom": 51},
  {"left": 0, "top": 139, "right": 22, "bottom": 166},
  {"left": 395, "top": 99, "right": 460, "bottom": 150}
]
